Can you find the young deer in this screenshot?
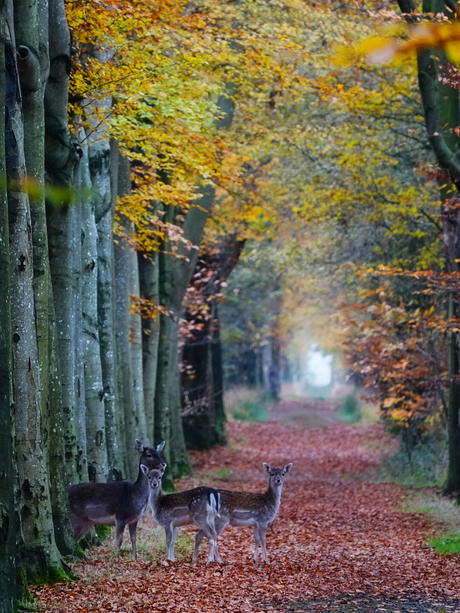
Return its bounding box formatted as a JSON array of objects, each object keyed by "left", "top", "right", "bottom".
[
  {"left": 69, "top": 440, "right": 166, "bottom": 560},
  {"left": 193, "top": 462, "right": 293, "bottom": 564},
  {"left": 146, "top": 467, "right": 220, "bottom": 563}
]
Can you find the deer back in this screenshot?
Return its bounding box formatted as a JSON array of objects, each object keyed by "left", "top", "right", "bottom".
[{"left": 215, "top": 463, "right": 293, "bottom": 527}]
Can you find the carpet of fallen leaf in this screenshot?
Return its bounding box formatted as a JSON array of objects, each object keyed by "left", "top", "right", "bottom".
[{"left": 32, "top": 400, "right": 460, "bottom": 612}]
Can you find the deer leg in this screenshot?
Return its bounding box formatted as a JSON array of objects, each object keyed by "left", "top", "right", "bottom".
[
  {"left": 128, "top": 521, "right": 138, "bottom": 561},
  {"left": 115, "top": 520, "right": 127, "bottom": 553},
  {"left": 193, "top": 529, "right": 206, "bottom": 562},
  {"left": 213, "top": 541, "right": 223, "bottom": 565},
  {"left": 165, "top": 524, "right": 177, "bottom": 561},
  {"left": 202, "top": 524, "right": 218, "bottom": 564},
  {"left": 259, "top": 526, "right": 269, "bottom": 563},
  {"left": 72, "top": 518, "right": 94, "bottom": 541},
  {"left": 253, "top": 525, "right": 260, "bottom": 564}
]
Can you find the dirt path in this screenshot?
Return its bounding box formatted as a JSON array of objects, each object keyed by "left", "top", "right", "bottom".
[{"left": 33, "top": 401, "right": 460, "bottom": 612}]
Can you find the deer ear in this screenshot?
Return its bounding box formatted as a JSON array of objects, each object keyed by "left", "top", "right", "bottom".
[
  {"left": 263, "top": 462, "right": 271, "bottom": 474},
  {"left": 140, "top": 464, "right": 149, "bottom": 477},
  {"left": 284, "top": 463, "right": 293, "bottom": 474},
  {"left": 135, "top": 439, "right": 144, "bottom": 453},
  {"left": 155, "top": 441, "right": 165, "bottom": 453}
]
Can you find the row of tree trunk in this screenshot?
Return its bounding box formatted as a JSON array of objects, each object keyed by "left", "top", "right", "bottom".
[{"left": 0, "top": 0, "right": 235, "bottom": 608}]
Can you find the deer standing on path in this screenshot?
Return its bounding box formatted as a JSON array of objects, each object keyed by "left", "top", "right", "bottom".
[
  {"left": 69, "top": 440, "right": 166, "bottom": 560},
  {"left": 146, "top": 467, "right": 220, "bottom": 563},
  {"left": 193, "top": 462, "right": 293, "bottom": 564}
]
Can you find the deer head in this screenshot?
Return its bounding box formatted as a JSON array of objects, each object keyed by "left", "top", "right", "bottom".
[{"left": 263, "top": 462, "right": 293, "bottom": 487}]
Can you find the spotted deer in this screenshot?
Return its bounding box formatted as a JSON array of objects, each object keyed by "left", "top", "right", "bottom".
[
  {"left": 69, "top": 440, "right": 166, "bottom": 560},
  {"left": 146, "top": 467, "right": 220, "bottom": 563},
  {"left": 193, "top": 462, "right": 293, "bottom": 564}
]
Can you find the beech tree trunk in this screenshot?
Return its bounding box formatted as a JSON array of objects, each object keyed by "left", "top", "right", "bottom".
[
  {"left": 181, "top": 237, "right": 244, "bottom": 449},
  {"left": 129, "top": 243, "right": 149, "bottom": 444},
  {"left": 5, "top": 19, "right": 64, "bottom": 578},
  {"left": 114, "top": 154, "right": 140, "bottom": 478},
  {"left": 93, "top": 138, "right": 122, "bottom": 480},
  {"left": 139, "top": 249, "right": 160, "bottom": 443},
  {"left": 45, "top": 0, "right": 83, "bottom": 489},
  {"left": 0, "top": 3, "right": 17, "bottom": 605},
  {"left": 81, "top": 140, "right": 108, "bottom": 483}
]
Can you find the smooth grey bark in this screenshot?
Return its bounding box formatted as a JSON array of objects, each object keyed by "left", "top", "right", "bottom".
[
  {"left": 81, "top": 141, "right": 108, "bottom": 483},
  {"left": 46, "top": 289, "right": 76, "bottom": 555},
  {"left": 168, "top": 318, "right": 188, "bottom": 474},
  {"left": 115, "top": 155, "right": 139, "bottom": 478},
  {"left": 154, "top": 203, "right": 175, "bottom": 471},
  {"left": 14, "top": 0, "right": 50, "bottom": 416},
  {"left": 47, "top": 201, "right": 81, "bottom": 484},
  {"left": 129, "top": 242, "right": 149, "bottom": 445},
  {"left": 0, "top": 3, "right": 16, "bottom": 606},
  {"left": 72, "top": 158, "right": 87, "bottom": 481},
  {"left": 45, "top": 0, "right": 82, "bottom": 485},
  {"left": 5, "top": 26, "right": 62, "bottom": 577},
  {"left": 90, "top": 138, "right": 122, "bottom": 481},
  {"left": 109, "top": 140, "right": 127, "bottom": 478},
  {"left": 15, "top": 0, "right": 76, "bottom": 555},
  {"left": 138, "top": 250, "right": 160, "bottom": 443}
]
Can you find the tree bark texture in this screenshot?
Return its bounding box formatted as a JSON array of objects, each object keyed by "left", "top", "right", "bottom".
[
  {"left": 92, "top": 138, "right": 122, "bottom": 480},
  {"left": 45, "top": 0, "right": 81, "bottom": 485},
  {"left": 138, "top": 250, "right": 160, "bottom": 444},
  {"left": 5, "top": 27, "right": 63, "bottom": 578},
  {"left": 114, "top": 154, "right": 139, "bottom": 478},
  {"left": 129, "top": 242, "right": 148, "bottom": 445},
  {"left": 81, "top": 141, "right": 108, "bottom": 482},
  {"left": 0, "top": 4, "right": 17, "bottom": 606}
]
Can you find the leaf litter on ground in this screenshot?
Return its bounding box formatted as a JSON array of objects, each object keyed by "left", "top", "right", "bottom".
[{"left": 32, "top": 400, "right": 460, "bottom": 612}]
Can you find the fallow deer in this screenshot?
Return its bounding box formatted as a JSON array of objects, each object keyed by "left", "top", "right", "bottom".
[
  {"left": 69, "top": 440, "right": 166, "bottom": 560},
  {"left": 146, "top": 467, "right": 220, "bottom": 563},
  {"left": 193, "top": 462, "right": 293, "bottom": 564}
]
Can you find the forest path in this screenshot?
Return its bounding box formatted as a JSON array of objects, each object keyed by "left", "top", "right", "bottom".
[{"left": 33, "top": 401, "right": 460, "bottom": 612}]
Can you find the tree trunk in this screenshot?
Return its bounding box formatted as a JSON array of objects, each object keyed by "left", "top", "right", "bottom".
[
  {"left": 81, "top": 141, "right": 108, "bottom": 482},
  {"left": 181, "top": 238, "right": 244, "bottom": 449},
  {"left": 129, "top": 242, "right": 148, "bottom": 444},
  {"left": 45, "top": 0, "right": 82, "bottom": 486},
  {"left": 92, "top": 138, "right": 122, "bottom": 480},
  {"left": 14, "top": 0, "right": 76, "bottom": 555},
  {"left": 114, "top": 155, "right": 139, "bottom": 478},
  {"left": 73, "top": 174, "right": 87, "bottom": 482},
  {"left": 0, "top": 4, "right": 17, "bottom": 605},
  {"left": 168, "top": 319, "right": 189, "bottom": 475},
  {"left": 397, "top": 0, "right": 460, "bottom": 493},
  {"left": 5, "top": 25, "right": 64, "bottom": 578},
  {"left": 139, "top": 249, "right": 160, "bottom": 443}
]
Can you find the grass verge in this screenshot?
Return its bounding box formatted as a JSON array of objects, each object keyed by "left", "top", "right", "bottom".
[{"left": 224, "top": 386, "right": 270, "bottom": 421}]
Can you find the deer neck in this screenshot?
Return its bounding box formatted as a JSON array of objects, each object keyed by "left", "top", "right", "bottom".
[
  {"left": 265, "top": 481, "right": 283, "bottom": 510},
  {"left": 148, "top": 480, "right": 164, "bottom": 511},
  {"left": 133, "top": 463, "right": 150, "bottom": 494}
]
